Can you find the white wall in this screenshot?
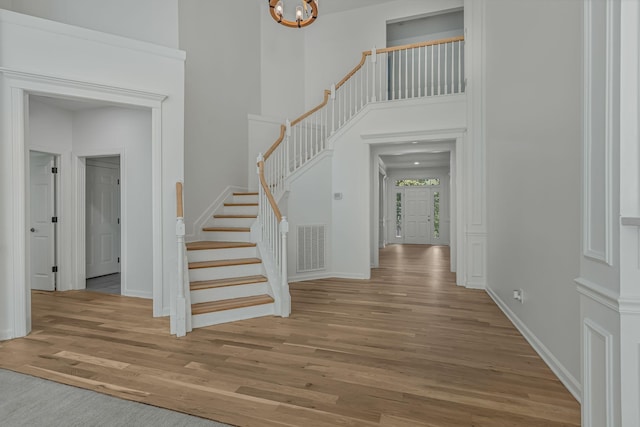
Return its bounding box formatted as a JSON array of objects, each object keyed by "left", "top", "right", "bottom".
[
  {"left": 484, "top": 0, "right": 582, "bottom": 395},
  {"left": 0, "top": 0, "right": 179, "bottom": 48},
  {"left": 303, "top": 0, "right": 464, "bottom": 110},
  {"left": 285, "top": 154, "right": 333, "bottom": 281},
  {"left": 331, "top": 96, "right": 466, "bottom": 279},
  {"left": 179, "top": 0, "right": 261, "bottom": 232},
  {"left": 73, "top": 107, "right": 153, "bottom": 298}
]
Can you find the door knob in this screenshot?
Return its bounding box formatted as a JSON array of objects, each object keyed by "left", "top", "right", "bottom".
[{"left": 30, "top": 228, "right": 35, "bottom": 232}]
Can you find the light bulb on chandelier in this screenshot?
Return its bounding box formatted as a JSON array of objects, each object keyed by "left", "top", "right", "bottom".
[{"left": 269, "top": 0, "right": 318, "bottom": 28}]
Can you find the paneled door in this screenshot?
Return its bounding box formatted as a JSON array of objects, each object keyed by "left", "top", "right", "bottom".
[
  {"left": 404, "top": 188, "right": 430, "bottom": 244},
  {"left": 400, "top": 187, "right": 443, "bottom": 245},
  {"left": 86, "top": 162, "right": 121, "bottom": 278},
  {"left": 29, "top": 152, "right": 56, "bottom": 291}
]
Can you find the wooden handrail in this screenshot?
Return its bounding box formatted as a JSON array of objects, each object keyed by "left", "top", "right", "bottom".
[
  {"left": 264, "top": 124, "right": 286, "bottom": 161},
  {"left": 257, "top": 160, "right": 283, "bottom": 222},
  {"left": 176, "top": 182, "right": 184, "bottom": 218},
  {"left": 261, "top": 36, "right": 465, "bottom": 161},
  {"left": 291, "top": 89, "right": 331, "bottom": 126}
]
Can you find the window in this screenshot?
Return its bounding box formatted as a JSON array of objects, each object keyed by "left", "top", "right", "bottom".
[
  {"left": 395, "top": 192, "right": 402, "bottom": 238},
  {"left": 396, "top": 178, "right": 440, "bottom": 187}
]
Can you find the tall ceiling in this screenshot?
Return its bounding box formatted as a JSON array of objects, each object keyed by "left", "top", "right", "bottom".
[{"left": 319, "top": 0, "right": 398, "bottom": 15}]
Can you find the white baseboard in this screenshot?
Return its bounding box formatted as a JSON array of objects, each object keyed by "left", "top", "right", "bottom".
[
  {"left": 289, "top": 271, "right": 333, "bottom": 282},
  {"left": 486, "top": 286, "right": 582, "bottom": 403},
  {"left": 289, "top": 271, "right": 369, "bottom": 282},
  {"left": 123, "top": 289, "right": 152, "bottom": 299},
  {"left": 465, "top": 281, "right": 486, "bottom": 290},
  {"left": 0, "top": 329, "right": 13, "bottom": 341}
]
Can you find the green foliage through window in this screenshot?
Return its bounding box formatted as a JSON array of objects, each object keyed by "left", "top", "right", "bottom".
[
  {"left": 395, "top": 192, "right": 402, "bottom": 238},
  {"left": 433, "top": 191, "right": 440, "bottom": 239},
  {"left": 396, "top": 178, "right": 440, "bottom": 187}
]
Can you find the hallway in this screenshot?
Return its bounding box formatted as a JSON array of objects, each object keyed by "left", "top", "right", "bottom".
[{"left": 0, "top": 245, "right": 580, "bottom": 426}]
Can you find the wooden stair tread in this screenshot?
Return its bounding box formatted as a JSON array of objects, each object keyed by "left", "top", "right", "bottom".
[
  {"left": 233, "top": 192, "right": 258, "bottom": 196},
  {"left": 190, "top": 275, "right": 268, "bottom": 291},
  {"left": 188, "top": 257, "right": 262, "bottom": 269},
  {"left": 202, "top": 227, "right": 251, "bottom": 232},
  {"left": 186, "top": 241, "right": 256, "bottom": 251},
  {"left": 224, "top": 203, "right": 258, "bottom": 207},
  {"left": 192, "top": 295, "right": 274, "bottom": 315},
  {"left": 213, "top": 214, "right": 257, "bottom": 219}
]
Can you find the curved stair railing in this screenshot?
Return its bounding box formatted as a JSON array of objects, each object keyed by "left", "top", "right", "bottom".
[{"left": 257, "top": 36, "right": 465, "bottom": 316}]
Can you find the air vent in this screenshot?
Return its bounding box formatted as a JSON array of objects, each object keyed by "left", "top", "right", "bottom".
[{"left": 297, "top": 224, "right": 326, "bottom": 273}]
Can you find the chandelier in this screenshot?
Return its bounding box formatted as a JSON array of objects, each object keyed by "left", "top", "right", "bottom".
[{"left": 269, "top": 0, "right": 318, "bottom": 28}]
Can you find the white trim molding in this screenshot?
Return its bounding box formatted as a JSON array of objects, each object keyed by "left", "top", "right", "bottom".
[
  {"left": 582, "top": 0, "right": 616, "bottom": 266},
  {"left": 188, "top": 185, "right": 247, "bottom": 241},
  {"left": 2, "top": 69, "right": 167, "bottom": 337},
  {"left": 486, "top": 286, "right": 582, "bottom": 402},
  {"left": 583, "top": 318, "right": 615, "bottom": 427}
]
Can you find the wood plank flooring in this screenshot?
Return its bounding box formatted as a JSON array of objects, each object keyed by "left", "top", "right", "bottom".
[{"left": 0, "top": 244, "right": 580, "bottom": 426}]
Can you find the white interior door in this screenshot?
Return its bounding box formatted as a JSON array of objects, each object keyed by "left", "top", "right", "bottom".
[
  {"left": 29, "top": 152, "right": 56, "bottom": 291},
  {"left": 404, "top": 188, "right": 431, "bottom": 244},
  {"left": 86, "top": 160, "right": 121, "bottom": 278}
]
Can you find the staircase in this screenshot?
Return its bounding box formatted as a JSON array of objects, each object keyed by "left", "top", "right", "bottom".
[{"left": 186, "top": 192, "right": 275, "bottom": 328}]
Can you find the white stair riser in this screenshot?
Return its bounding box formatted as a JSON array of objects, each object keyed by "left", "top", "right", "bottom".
[
  {"left": 189, "top": 263, "right": 263, "bottom": 282},
  {"left": 212, "top": 217, "right": 256, "bottom": 228},
  {"left": 192, "top": 303, "right": 274, "bottom": 328},
  {"left": 223, "top": 205, "right": 258, "bottom": 216},
  {"left": 202, "top": 231, "right": 252, "bottom": 242},
  {"left": 232, "top": 195, "right": 258, "bottom": 204},
  {"left": 187, "top": 246, "right": 257, "bottom": 263},
  {"left": 190, "top": 282, "right": 268, "bottom": 304}
]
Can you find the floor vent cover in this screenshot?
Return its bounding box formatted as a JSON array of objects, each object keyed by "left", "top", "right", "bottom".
[{"left": 297, "top": 224, "right": 326, "bottom": 272}]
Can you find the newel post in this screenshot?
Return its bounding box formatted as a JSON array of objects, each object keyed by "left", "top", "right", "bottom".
[
  {"left": 175, "top": 182, "right": 187, "bottom": 337},
  {"left": 280, "top": 216, "right": 291, "bottom": 317},
  {"left": 371, "top": 46, "right": 377, "bottom": 102}
]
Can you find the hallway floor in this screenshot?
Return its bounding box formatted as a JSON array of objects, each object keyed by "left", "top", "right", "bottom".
[{"left": 0, "top": 245, "right": 580, "bottom": 426}]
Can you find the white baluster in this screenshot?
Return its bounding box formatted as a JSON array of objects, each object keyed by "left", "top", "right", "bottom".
[
  {"left": 444, "top": 41, "right": 448, "bottom": 94},
  {"left": 458, "top": 41, "right": 462, "bottom": 93},
  {"left": 371, "top": 46, "right": 377, "bottom": 102},
  {"left": 437, "top": 44, "right": 441, "bottom": 95},
  {"left": 418, "top": 46, "right": 422, "bottom": 97},
  {"left": 404, "top": 48, "right": 408, "bottom": 99},
  {"left": 392, "top": 51, "right": 396, "bottom": 100},
  {"left": 431, "top": 45, "right": 434, "bottom": 96},
  {"left": 411, "top": 48, "right": 415, "bottom": 98},
  {"left": 330, "top": 84, "right": 336, "bottom": 134},
  {"left": 450, "top": 42, "right": 454, "bottom": 94}
]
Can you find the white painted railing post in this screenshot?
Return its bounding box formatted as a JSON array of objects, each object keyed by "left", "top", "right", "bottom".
[
  {"left": 280, "top": 216, "right": 291, "bottom": 317},
  {"left": 175, "top": 213, "right": 187, "bottom": 338},
  {"left": 330, "top": 83, "right": 336, "bottom": 134},
  {"left": 371, "top": 46, "right": 377, "bottom": 103},
  {"left": 285, "top": 120, "right": 291, "bottom": 174}
]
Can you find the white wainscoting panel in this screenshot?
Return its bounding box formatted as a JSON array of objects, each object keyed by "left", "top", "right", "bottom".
[{"left": 583, "top": 318, "right": 614, "bottom": 427}]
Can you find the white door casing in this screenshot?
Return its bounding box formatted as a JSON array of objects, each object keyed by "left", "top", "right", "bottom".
[
  {"left": 29, "top": 151, "right": 56, "bottom": 291},
  {"left": 86, "top": 161, "right": 121, "bottom": 279}
]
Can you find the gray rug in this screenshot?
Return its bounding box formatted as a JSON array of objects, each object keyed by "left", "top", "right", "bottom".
[{"left": 0, "top": 369, "right": 231, "bottom": 427}]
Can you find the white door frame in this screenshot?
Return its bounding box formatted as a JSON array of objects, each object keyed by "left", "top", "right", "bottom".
[
  {"left": 369, "top": 134, "right": 465, "bottom": 286},
  {"left": 4, "top": 70, "right": 166, "bottom": 338}
]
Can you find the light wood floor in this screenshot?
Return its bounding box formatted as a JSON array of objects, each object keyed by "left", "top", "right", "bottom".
[{"left": 0, "top": 245, "right": 580, "bottom": 426}]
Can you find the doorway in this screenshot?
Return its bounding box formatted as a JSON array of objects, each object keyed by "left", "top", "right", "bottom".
[
  {"left": 392, "top": 178, "right": 446, "bottom": 245},
  {"left": 28, "top": 151, "right": 58, "bottom": 292},
  {"left": 85, "top": 156, "right": 121, "bottom": 295}
]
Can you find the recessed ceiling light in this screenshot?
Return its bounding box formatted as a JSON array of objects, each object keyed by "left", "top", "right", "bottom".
[
  {"left": 414, "top": 162, "right": 420, "bottom": 165},
  {"left": 412, "top": 141, "right": 418, "bottom": 144}
]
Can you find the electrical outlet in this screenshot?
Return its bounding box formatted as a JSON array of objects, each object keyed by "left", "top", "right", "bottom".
[{"left": 513, "top": 289, "right": 524, "bottom": 304}]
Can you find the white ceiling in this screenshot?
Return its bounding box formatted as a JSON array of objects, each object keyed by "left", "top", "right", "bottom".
[
  {"left": 319, "top": 0, "right": 398, "bottom": 15},
  {"left": 380, "top": 151, "right": 450, "bottom": 170}
]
